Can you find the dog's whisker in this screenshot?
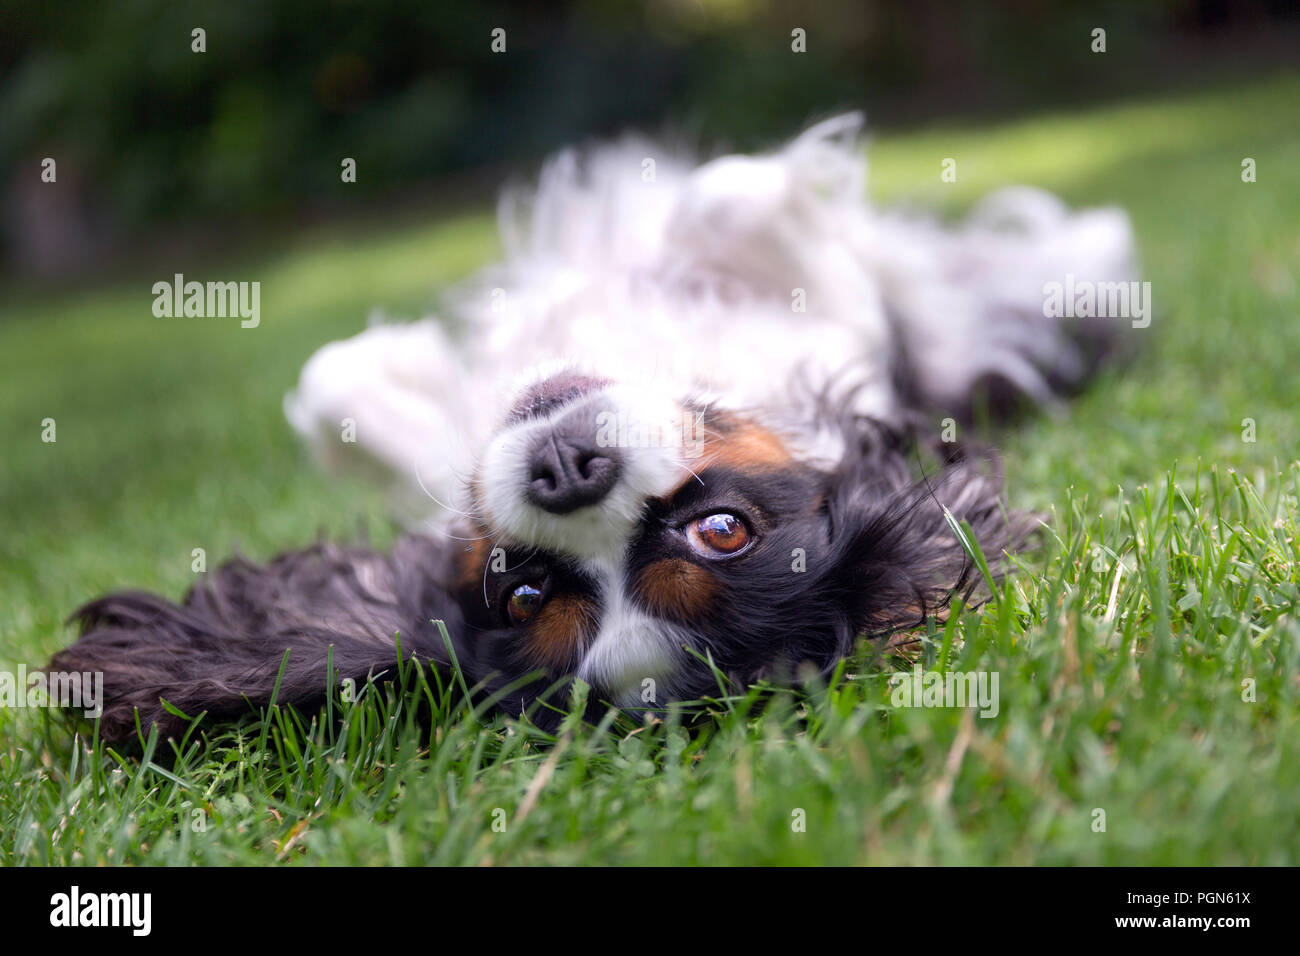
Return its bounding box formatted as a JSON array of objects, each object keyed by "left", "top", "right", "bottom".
[
  {"left": 412, "top": 456, "right": 480, "bottom": 519},
  {"left": 678, "top": 459, "right": 706, "bottom": 487}
]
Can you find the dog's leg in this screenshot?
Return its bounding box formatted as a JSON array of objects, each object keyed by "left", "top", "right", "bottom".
[
  {"left": 866, "top": 186, "right": 1139, "bottom": 420},
  {"left": 663, "top": 115, "right": 1137, "bottom": 423},
  {"left": 284, "top": 319, "right": 482, "bottom": 515}
]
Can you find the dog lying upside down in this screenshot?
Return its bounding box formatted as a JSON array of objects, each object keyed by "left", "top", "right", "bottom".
[{"left": 52, "top": 115, "right": 1138, "bottom": 742}]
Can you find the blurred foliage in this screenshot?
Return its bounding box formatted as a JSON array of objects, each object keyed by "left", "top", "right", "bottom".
[{"left": 0, "top": 0, "right": 1296, "bottom": 270}]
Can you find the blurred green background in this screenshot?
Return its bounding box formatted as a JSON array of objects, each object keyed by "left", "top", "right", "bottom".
[{"left": 2, "top": 0, "right": 1298, "bottom": 280}]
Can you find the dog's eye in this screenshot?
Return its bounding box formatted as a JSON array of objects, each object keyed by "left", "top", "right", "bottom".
[
  {"left": 506, "top": 582, "right": 545, "bottom": 625},
  {"left": 686, "top": 512, "right": 752, "bottom": 557}
]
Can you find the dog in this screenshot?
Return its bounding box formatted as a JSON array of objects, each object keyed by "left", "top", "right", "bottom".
[{"left": 51, "top": 115, "right": 1137, "bottom": 743}]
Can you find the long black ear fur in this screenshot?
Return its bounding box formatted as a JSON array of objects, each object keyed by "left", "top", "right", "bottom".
[
  {"left": 823, "top": 420, "right": 1041, "bottom": 644},
  {"left": 49, "top": 536, "right": 463, "bottom": 744}
]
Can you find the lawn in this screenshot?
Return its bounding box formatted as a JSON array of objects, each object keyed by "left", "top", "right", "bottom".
[{"left": 1, "top": 73, "right": 1298, "bottom": 865}]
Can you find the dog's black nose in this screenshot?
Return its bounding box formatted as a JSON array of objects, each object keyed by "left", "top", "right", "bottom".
[{"left": 525, "top": 423, "right": 621, "bottom": 514}]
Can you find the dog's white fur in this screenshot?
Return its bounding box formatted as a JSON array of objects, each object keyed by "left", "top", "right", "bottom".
[{"left": 285, "top": 113, "right": 1137, "bottom": 535}]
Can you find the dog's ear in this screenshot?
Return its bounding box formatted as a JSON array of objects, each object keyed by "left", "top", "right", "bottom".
[
  {"left": 819, "top": 427, "right": 1038, "bottom": 641},
  {"left": 48, "top": 536, "right": 466, "bottom": 745}
]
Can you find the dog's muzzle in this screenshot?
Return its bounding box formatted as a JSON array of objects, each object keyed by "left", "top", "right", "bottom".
[{"left": 477, "top": 371, "right": 690, "bottom": 560}]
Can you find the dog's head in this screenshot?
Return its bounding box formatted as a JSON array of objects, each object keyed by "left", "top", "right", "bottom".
[
  {"left": 49, "top": 366, "right": 1033, "bottom": 745},
  {"left": 448, "top": 369, "right": 1029, "bottom": 711}
]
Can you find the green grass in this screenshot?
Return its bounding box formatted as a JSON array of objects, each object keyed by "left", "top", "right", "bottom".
[{"left": 2, "top": 73, "right": 1299, "bottom": 865}]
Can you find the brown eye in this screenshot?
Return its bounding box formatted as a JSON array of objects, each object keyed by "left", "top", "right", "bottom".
[
  {"left": 686, "top": 512, "right": 752, "bottom": 557},
  {"left": 507, "top": 582, "right": 545, "bottom": 625}
]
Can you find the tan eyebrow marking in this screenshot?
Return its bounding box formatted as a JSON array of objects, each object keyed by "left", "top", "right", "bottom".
[
  {"left": 524, "top": 593, "right": 598, "bottom": 672},
  {"left": 698, "top": 414, "right": 794, "bottom": 470},
  {"left": 659, "top": 410, "right": 796, "bottom": 501},
  {"left": 635, "top": 558, "right": 719, "bottom": 622}
]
